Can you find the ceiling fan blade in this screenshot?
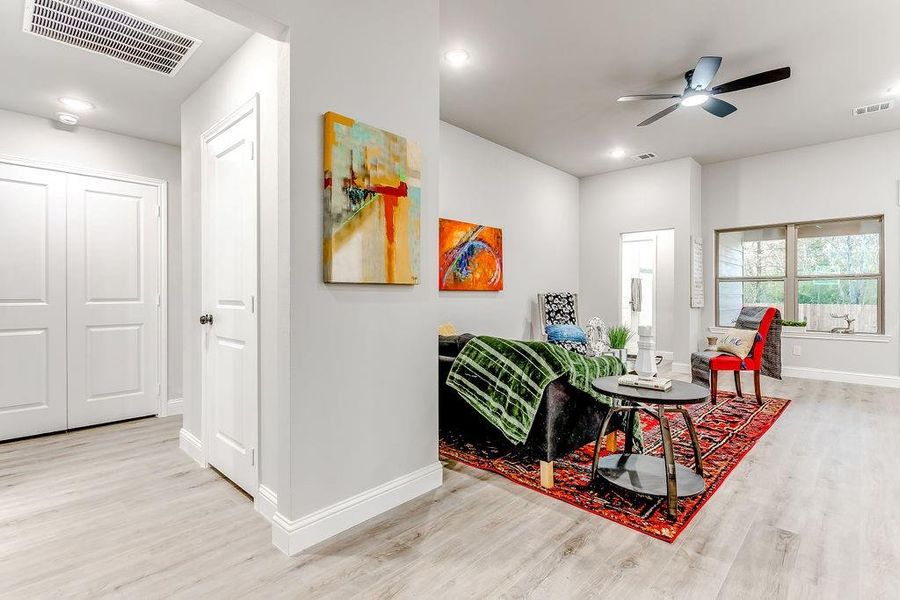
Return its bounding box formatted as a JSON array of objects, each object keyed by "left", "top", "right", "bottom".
[
  {"left": 637, "top": 103, "right": 680, "bottom": 127},
  {"left": 702, "top": 97, "right": 738, "bottom": 118},
  {"left": 617, "top": 94, "right": 681, "bottom": 102},
  {"left": 709, "top": 66, "right": 791, "bottom": 95},
  {"left": 689, "top": 56, "right": 722, "bottom": 90}
]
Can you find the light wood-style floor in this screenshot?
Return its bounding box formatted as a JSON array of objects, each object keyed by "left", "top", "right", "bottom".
[{"left": 2, "top": 368, "right": 898, "bottom": 599}]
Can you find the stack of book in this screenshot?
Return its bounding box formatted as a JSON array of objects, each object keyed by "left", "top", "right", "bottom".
[{"left": 617, "top": 374, "right": 673, "bottom": 391}]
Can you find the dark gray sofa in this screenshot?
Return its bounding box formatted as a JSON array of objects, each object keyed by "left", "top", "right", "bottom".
[{"left": 439, "top": 334, "right": 616, "bottom": 486}]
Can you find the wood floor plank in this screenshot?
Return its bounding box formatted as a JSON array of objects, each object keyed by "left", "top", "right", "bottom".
[{"left": 1, "top": 368, "right": 894, "bottom": 599}]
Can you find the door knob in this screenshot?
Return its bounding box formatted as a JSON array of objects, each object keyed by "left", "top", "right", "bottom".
[{"left": 199, "top": 314, "right": 213, "bottom": 325}]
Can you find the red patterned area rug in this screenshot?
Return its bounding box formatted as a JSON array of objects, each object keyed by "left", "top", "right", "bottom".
[{"left": 439, "top": 391, "right": 790, "bottom": 542}]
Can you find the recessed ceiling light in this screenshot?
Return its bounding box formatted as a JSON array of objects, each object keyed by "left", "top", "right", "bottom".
[
  {"left": 681, "top": 93, "right": 709, "bottom": 107},
  {"left": 443, "top": 49, "right": 470, "bottom": 67},
  {"left": 56, "top": 112, "right": 80, "bottom": 126},
  {"left": 888, "top": 85, "right": 899, "bottom": 96},
  {"left": 609, "top": 147, "right": 626, "bottom": 159},
  {"left": 58, "top": 97, "right": 94, "bottom": 111}
]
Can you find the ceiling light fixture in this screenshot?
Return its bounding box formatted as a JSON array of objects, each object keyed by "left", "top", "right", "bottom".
[
  {"left": 56, "top": 112, "right": 80, "bottom": 126},
  {"left": 443, "top": 49, "right": 470, "bottom": 67},
  {"left": 58, "top": 97, "right": 95, "bottom": 111},
  {"left": 609, "top": 147, "right": 626, "bottom": 158},
  {"left": 680, "top": 92, "right": 709, "bottom": 107}
]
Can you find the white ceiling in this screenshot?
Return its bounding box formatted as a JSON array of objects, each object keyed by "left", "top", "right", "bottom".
[
  {"left": 0, "top": 0, "right": 252, "bottom": 146},
  {"left": 440, "top": 0, "right": 900, "bottom": 176}
]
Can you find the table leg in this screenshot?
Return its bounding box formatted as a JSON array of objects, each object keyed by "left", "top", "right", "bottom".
[
  {"left": 678, "top": 407, "right": 704, "bottom": 476},
  {"left": 591, "top": 407, "right": 618, "bottom": 481},
  {"left": 658, "top": 405, "right": 678, "bottom": 519},
  {"left": 623, "top": 402, "right": 636, "bottom": 454}
]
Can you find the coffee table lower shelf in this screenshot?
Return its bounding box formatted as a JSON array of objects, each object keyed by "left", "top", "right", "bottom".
[{"left": 596, "top": 453, "right": 706, "bottom": 498}]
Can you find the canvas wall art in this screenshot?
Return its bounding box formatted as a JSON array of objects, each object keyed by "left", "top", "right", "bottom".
[
  {"left": 323, "top": 112, "right": 421, "bottom": 284},
  {"left": 439, "top": 218, "right": 503, "bottom": 291}
]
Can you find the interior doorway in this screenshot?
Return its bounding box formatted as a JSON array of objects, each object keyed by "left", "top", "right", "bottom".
[
  {"left": 200, "top": 97, "right": 260, "bottom": 497},
  {"left": 620, "top": 229, "right": 675, "bottom": 358},
  {"left": 0, "top": 158, "right": 166, "bottom": 441}
]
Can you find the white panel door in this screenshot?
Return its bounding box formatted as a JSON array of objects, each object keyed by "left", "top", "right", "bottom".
[
  {"left": 0, "top": 163, "right": 68, "bottom": 441},
  {"left": 66, "top": 175, "right": 160, "bottom": 428},
  {"left": 202, "top": 101, "right": 258, "bottom": 495}
]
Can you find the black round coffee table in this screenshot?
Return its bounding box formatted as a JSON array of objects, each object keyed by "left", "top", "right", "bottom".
[{"left": 590, "top": 376, "right": 709, "bottom": 520}]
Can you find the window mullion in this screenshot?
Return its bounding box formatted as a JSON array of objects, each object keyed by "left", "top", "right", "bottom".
[{"left": 786, "top": 224, "right": 797, "bottom": 321}]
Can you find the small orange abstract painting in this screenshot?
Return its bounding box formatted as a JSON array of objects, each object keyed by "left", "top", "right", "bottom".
[{"left": 439, "top": 218, "right": 503, "bottom": 291}]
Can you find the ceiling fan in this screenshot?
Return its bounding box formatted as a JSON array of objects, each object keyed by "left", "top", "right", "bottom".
[{"left": 618, "top": 57, "right": 791, "bottom": 126}]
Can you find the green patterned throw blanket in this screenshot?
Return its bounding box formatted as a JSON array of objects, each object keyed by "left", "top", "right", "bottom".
[{"left": 446, "top": 336, "right": 638, "bottom": 446}]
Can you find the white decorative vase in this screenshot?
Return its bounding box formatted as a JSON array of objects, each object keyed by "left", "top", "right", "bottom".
[
  {"left": 635, "top": 325, "right": 657, "bottom": 378},
  {"left": 615, "top": 348, "right": 628, "bottom": 369}
]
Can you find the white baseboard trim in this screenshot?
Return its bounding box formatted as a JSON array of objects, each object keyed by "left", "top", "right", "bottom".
[
  {"left": 271, "top": 461, "right": 443, "bottom": 556},
  {"left": 255, "top": 485, "right": 278, "bottom": 522},
  {"left": 672, "top": 361, "right": 900, "bottom": 388},
  {"left": 166, "top": 397, "right": 183, "bottom": 416},
  {"left": 781, "top": 365, "right": 900, "bottom": 388},
  {"left": 179, "top": 428, "right": 205, "bottom": 466},
  {"left": 656, "top": 351, "right": 674, "bottom": 361}
]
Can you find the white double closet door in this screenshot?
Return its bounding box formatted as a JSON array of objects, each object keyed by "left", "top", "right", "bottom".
[{"left": 0, "top": 162, "right": 161, "bottom": 441}]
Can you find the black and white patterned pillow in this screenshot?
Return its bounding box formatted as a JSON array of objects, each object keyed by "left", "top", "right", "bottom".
[{"left": 543, "top": 293, "right": 577, "bottom": 325}]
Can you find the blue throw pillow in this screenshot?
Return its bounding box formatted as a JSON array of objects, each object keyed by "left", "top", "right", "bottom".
[{"left": 545, "top": 324, "right": 588, "bottom": 344}]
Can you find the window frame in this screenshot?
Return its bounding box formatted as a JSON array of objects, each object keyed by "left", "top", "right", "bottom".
[{"left": 715, "top": 215, "right": 885, "bottom": 334}]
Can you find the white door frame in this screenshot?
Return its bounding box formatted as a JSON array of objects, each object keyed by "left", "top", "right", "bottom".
[
  {"left": 0, "top": 153, "right": 170, "bottom": 419},
  {"left": 619, "top": 232, "right": 658, "bottom": 335},
  {"left": 198, "top": 94, "right": 260, "bottom": 485}
]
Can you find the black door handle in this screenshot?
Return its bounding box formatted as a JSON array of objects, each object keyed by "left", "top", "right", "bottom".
[{"left": 199, "top": 314, "right": 213, "bottom": 325}]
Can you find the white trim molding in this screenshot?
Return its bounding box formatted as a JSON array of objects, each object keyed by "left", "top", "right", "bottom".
[
  {"left": 179, "top": 428, "right": 205, "bottom": 466},
  {"left": 165, "top": 397, "right": 184, "bottom": 416},
  {"left": 780, "top": 365, "right": 900, "bottom": 388},
  {"left": 271, "top": 462, "right": 443, "bottom": 556},
  {"left": 255, "top": 485, "right": 278, "bottom": 523},
  {"left": 672, "top": 361, "right": 900, "bottom": 388}
]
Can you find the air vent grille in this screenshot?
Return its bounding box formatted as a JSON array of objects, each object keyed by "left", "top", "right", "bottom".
[
  {"left": 631, "top": 152, "right": 658, "bottom": 162},
  {"left": 852, "top": 100, "right": 893, "bottom": 117},
  {"left": 23, "top": 0, "right": 201, "bottom": 76}
]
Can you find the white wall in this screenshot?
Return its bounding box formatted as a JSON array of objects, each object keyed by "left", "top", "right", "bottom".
[
  {"left": 702, "top": 130, "right": 900, "bottom": 378},
  {"left": 282, "top": 0, "right": 440, "bottom": 529},
  {"left": 656, "top": 230, "right": 676, "bottom": 356},
  {"left": 439, "top": 122, "right": 580, "bottom": 339},
  {"left": 186, "top": 0, "right": 442, "bottom": 553},
  {"left": 580, "top": 158, "right": 702, "bottom": 364},
  {"left": 0, "top": 108, "right": 183, "bottom": 402},
  {"left": 180, "top": 33, "right": 288, "bottom": 494}
]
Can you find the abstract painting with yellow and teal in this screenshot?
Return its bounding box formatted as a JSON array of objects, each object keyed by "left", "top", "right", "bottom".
[{"left": 323, "top": 112, "right": 421, "bottom": 284}]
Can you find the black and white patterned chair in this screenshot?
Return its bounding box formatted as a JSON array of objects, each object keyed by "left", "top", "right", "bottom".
[{"left": 537, "top": 292, "right": 589, "bottom": 355}]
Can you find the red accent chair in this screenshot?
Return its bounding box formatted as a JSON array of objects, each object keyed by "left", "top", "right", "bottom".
[{"left": 710, "top": 307, "right": 777, "bottom": 405}]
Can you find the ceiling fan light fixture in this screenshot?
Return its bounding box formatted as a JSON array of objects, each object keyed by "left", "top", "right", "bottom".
[{"left": 681, "top": 93, "right": 709, "bottom": 107}]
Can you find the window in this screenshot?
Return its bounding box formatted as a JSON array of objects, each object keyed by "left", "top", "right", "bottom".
[{"left": 716, "top": 216, "right": 883, "bottom": 333}]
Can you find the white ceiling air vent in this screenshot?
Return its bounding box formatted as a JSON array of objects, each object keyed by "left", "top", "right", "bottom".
[
  {"left": 852, "top": 100, "right": 893, "bottom": 117},
  {"left": 22, "top": 0, "right": 202, "bottom": 76},
  {"left": 631, "top": 152, "right": 658, "bottom": 162}
]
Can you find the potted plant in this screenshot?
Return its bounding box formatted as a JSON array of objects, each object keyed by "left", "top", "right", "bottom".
[
  {"left": 782, "top": 320, "right": 807, "bottom": 333},
  {"left": 606, "top": 325, "right": 633, "bottom": 366}
]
